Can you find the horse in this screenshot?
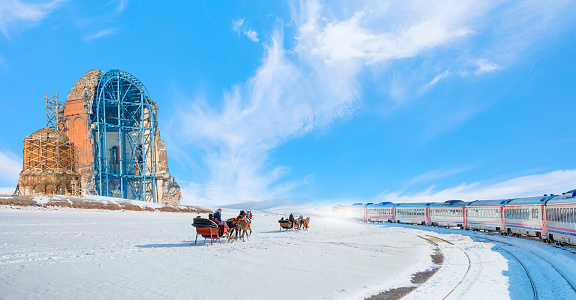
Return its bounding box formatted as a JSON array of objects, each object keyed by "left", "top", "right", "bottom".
[
  {"left": 302, "top": 217, "right": 310, "bottom": 230},
  {"left": 237, "top": 215, "right": 252, "bottom": 241}
]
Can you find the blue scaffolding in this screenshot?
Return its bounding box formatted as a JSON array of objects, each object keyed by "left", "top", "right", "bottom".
[{"left": 92, "top": 69, "right": 158, "bottom": 203}]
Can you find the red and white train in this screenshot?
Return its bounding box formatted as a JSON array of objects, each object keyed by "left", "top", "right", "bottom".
[{"left": 332, "top": 189, "right": 576, "bottom": 245}]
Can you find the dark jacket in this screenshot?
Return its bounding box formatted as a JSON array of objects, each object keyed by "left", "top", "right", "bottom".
[
  {"left": 289, "top": 214, "right": 295, "bottom": 222},
  {"left": 214, "top": 210, "right": 222, "bottom": 222}
]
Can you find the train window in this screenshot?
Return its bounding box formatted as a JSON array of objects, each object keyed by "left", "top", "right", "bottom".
[{"left": 572, "top": 208, "right": 575, "bottom": 223}]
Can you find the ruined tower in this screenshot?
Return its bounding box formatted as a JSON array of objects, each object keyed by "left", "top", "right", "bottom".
[{"left": 56, "top": 69, "right": 181, "bottom": 205}]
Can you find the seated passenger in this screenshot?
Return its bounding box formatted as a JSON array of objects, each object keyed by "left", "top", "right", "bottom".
[{"left": 214, "top": 208, "right": 223, "bottom": 223}]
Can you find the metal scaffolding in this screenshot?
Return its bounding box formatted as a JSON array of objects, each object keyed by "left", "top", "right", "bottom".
[
  {"left": 92, "top": 69, "right": 157, "bottom": 203},
  {"left": 45, "top": 93, "right": 61, "bottom": 129}
]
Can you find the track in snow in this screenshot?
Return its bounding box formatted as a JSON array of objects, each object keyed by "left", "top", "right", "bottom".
[{"left": 479, "top": 236, "right": 576, "bottom": 299}]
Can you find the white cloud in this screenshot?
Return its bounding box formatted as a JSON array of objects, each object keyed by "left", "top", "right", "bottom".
[
  {"left": 174, "top": 0, "right": 576, "bottom": 206},
  {"left": 232, "top": 18, "right": 244, "bottom": 33},
  {"left": 115, "top": 0, "right": 128, "bottom": 14},
  {"left": 0, "top": 0, "right": 63, "bottom": 37},
  {"left": 84, "top": 27, "right": 117, "bottom": 41},
  {"left": 0, "top": 187, "right": 16, "bottom": 195},
  {"left": 232, "top": 18, "right": 260, "bottom": 43},
  {"left": 422, "top": 70, "right": 451, "bottom": 92},
  {"left": 245, "top": 29, "right": 259, "bottom": 42},
  {"left": 405, "top": 166, "right": 474, "bottom": 188},
  {"left": 376, "top": 170, "right": 576, "bottom": 203},
  {"left": 0, "top": 150, "right": 21, "bottom": 186},
  {"left": 474, "top": 59, "right": 500, "bottom": 75}
]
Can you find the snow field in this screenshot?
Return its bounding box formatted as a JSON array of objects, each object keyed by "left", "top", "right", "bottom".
[{"left": 0, "top": 207, "right": 434, "bottom": 300}]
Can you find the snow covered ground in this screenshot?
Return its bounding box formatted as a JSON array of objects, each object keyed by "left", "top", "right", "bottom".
[{"left": 2, "top": 206, "right": 576, "bottom": 299}]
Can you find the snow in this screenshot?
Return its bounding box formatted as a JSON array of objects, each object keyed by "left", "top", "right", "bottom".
[
  {"left": 2, "top": 206, "right": 576, "bottom": 299},
  {"left": 0, "top": 207, "right": 432, "bottom": 299}
]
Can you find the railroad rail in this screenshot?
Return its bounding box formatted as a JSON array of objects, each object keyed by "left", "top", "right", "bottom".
[
  {"left": 480, "top": 236, "right": 576, "bottom": 296},
  {"left": 420, "top": 235, "right": 471, "bottom": 300}
]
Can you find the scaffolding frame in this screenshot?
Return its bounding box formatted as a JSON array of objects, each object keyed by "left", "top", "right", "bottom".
[
  {"left": 46, "top": 93, "right": 61, "bottom": 129},
  {"left": 93, "top": 70, "right": 157, "bottom": 203},
  {"left": 19, "top": 129, "right": 81, "bottom": 196},
  {"left": 23, "top": 131, "right": 76, "bottom": 173}
]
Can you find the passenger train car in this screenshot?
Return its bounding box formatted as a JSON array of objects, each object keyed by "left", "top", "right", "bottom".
[
  {"left": 545, "top": 190, "right": 576, "bottom": 244},
  {"left": 429, "top": 200, "right": 468, "bottom": 228},
  {"left": 502, "top": 196, "right": 550, "bottom": 238},
  {"left": 466, "top": 199, "right": 510, "bottom": 232},
  {"left": 332, "top": 188, "right": 576, "bottom": 245},
  {"left": 365, "top": 202, "right": 395, "bottom": 223},
  {"left": 394, "top": 203, "right": 431, "bottom": 225}
]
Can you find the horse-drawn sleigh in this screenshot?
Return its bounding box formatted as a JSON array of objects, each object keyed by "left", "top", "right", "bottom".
[
  {"left": 278, "top": 216, "right": 310, "bottom": 231},
  {"left": 192, "top": 212, "right": 252, "bottom": 245}
]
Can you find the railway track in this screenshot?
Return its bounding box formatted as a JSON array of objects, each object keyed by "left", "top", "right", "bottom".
[
  {"left": 479, "top": 235, "right": 576, "bottom": 298},
  {"left": 420, "top": 235, "right": 471, "bottom": 300},
  {"left": 475, "top": 237, "right": 537, "bottom": 299}
]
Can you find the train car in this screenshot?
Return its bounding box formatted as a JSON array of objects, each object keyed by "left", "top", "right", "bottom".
[
  {"left": 428, "top": 200, "right": 468, "bottom": 228},
  {"left": 466, "top": 199, "right": 511, "bottom": 232},
  {"left": 394, "top": 203, "right": 431, "bottom": 225},
  {"left": 503, "top": 196, "right": 550, "bottom": 238},
  {"left": 332, "top": 205, "right": 346, "bottom": 218},
  {"left": 366, "top": 202, "right": 395, "bottom": 223},
  {"left": 345, "top": 203, "right": 370, "bottom": 221},
  {"left": 543, "top": 190, "right": 576, "bottom": 244}
]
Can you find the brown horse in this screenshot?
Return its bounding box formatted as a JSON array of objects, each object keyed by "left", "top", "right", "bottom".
[
  {"left": 237, "top": 216, "right": 252, "bottom": 241},
  {"left": 302, "top": 217, "right": 310, "bottom": 230}
]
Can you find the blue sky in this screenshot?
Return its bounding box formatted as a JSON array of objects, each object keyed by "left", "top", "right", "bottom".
[{"left": 1, "top": 0, "right": 576, "bottom": 206}]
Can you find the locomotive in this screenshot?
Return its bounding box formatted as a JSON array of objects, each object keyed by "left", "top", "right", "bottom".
[{"left": 332, "top": 189, "right": 576, "bottom": 245}]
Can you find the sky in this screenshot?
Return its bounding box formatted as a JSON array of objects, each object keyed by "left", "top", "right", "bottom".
[{"left": 0, "top": 0, "right": 575, "bottom": 206}]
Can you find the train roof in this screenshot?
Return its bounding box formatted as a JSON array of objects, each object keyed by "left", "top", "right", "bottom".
[
  {"left": 544, "top": 194, "right": 576, "bottom": 205},
  {"left": 429, "top": 200, "right": 469, "bottom": 207},
  {"left": 504, "top": 196, "right": 550, "bottom": 206},
  {"left": 467, "top": 199, "right": 512, "bottom": 207},
  {"left": 394, "top": 202, "right": 433, "bottom": 207},
  {"left": 366, "top": 202, "right": 394, "bottom": 207}
]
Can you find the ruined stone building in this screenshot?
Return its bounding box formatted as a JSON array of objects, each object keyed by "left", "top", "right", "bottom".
[
  {"left": 16, "top": 128, "right": 82, "bottom": 197},
  {"left": 15, "top": 69, "right": 181, "bottom": 205}
]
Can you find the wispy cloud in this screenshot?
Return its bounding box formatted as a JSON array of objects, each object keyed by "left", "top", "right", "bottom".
[
  {"left": 84, "top": 27, "right": 117, "bottom": 41},
  {"left": 0, "top": 0, "right": 63, "bottom": 37},
  {"left": 114, "top": 0, "right": 128, "bottom": 14},
  {"left": 173, "top": 0, "right": 576, "bottom": 205},
  {"left": 77, "top": 0, "right": 127, "bottom": 41},
  {"left": 245, "top": 29, "right": 259, "bottom": 42},
  {"left": 422, "top": 70, "right": 451, "bottom": 92},
  {"left": 0, "top": 150, "right": 21, "bottom": 186},
  {"left": 232, "top": 18, "right": 244, "bottom": 33},
  {"left": 376, "top": 170, "right": 576, "bottom": 203},
  {"left": 232, "top": 18, "right": 259, "bottom": 42},
  {"left": 405, "top": 166, "right": 475, "bottom": 188},
  {"left": 474, "top": 59, "right": 500, "bottom": 75}
]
